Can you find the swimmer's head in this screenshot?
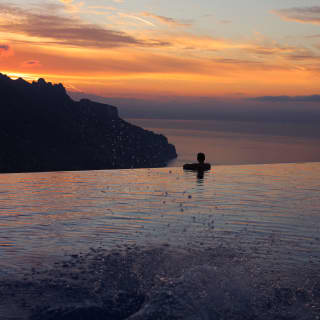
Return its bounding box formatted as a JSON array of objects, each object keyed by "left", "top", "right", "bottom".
[{"left": 197, "top": 153, "right": 205, "bottom": 163}]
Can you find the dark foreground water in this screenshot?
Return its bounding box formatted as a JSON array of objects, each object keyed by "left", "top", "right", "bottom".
[{"left": 0, "top": 163, "right": 320, "bottom": 319}]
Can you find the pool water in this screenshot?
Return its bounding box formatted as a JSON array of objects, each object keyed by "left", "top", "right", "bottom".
[
  {"left": 0, "top": 162, "right": 319, "bottom": 274},
  {"left": 0, "top": 162, "right": 320, "bottom": 319}
]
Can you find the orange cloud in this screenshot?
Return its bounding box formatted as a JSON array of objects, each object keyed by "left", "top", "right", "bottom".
[
  {"left": 0, "top": 44, "right": 13, "bottom": 57},
  {"left": 0, "top": 3, "right": 166, "bottom": 48},
  {"left": 58, "top": 0, "right": 84, "bottom": 13},
  {"left": 87, "top": 5, "right": 117, "bottom": 11},
  {"left": 21, "top": 60, "right": 42, "bottom": 68},
  {"left": 1, "top": 2, "right": 319, "bottom": 100},
  {"left": 2, "top": 33, "right": 319, "bottom": 99},
  {"left": 272, "top": 7, "right": 320, "bottom": 25}
]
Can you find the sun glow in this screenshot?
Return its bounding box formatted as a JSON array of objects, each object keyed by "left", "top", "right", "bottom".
[
  {"left": 0, "top": 0, "right": 319, "bottom": 100},
  {"left": 3, "top": 72, "right": 40, "bottom": 81}
]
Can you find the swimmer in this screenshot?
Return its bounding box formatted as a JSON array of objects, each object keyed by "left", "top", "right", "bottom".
[{"left": 183, "top": 153, "right": 211, "bottom": 171}]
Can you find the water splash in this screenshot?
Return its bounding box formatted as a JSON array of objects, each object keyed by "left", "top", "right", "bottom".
[{"left": 1, "top": 245, "right": 319, "bottom": 320}]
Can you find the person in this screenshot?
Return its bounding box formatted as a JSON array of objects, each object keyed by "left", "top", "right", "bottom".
[{"left": 183, "top": 152, "right": 211, "bottom": 171}]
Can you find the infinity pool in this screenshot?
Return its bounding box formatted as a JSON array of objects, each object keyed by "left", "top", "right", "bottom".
[{"left": 0, "top": 162, "right": 319, "bottom": 275}]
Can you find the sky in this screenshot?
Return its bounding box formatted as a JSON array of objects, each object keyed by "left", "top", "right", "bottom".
[{"left": 1, "top": 0, "right": 320, "bottom": 121}]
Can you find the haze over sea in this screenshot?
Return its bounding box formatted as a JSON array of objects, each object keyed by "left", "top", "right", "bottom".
[{"left": 128, "top": 118, "right": 320, "bottom": 167}]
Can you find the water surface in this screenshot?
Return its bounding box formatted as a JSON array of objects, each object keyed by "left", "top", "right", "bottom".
[
  {"left": 1, "top": 162, "right": 319, "bottom": 275},
  {"left": 1, "top": 162, "right": 320, "bottom": 319}
]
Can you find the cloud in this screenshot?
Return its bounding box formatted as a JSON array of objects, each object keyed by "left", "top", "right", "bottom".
[
  {"left": 87, "top": 5, "right": 117, "bottom": 11},
  {"left": 247, "top": 44, "right": 295, "bottom": 55},
  {"left": 239, "top": 37, "right": 318, "bottom": 61},
  {"left": 250, "top": 95, "right": 320, "bottom": 103},
  {"left": 287, "top": 53, "right": 319, "bottom": 61},
  {"left": 141, "top": 12, "right": 192, "bottom": 27},
  {"left": 21, "top": 60, "right": 42, "bottom": 68},
  {"left": 0, "top": 44, "right": 9, "bottom": 51},
  {"left": 0, "top": 3, "right": 166, "bottom": 48},
  {"left": 0, "top": 43, "right": 13, "bottom": 57},
  {"left": 58, "top": 0, "right": 83, "bottom": 13},
  {"left": 272, "top": 7, "right": 320, "bottom": 25},
  {"left": 118, "top": 13, "right": 155, "bottom": 26}
]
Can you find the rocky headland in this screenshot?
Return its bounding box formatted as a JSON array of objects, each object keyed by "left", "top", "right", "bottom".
[{"left": 0, "top": 74, "right": 177, "bottom": 173}]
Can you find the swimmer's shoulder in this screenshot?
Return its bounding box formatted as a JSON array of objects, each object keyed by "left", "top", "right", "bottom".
[
  {"left": 202, "top": 163, "right": 211, "bottom": 170},
  {"left": 183, "top": 163, "right": 211, "bottom": 171},
  {"left": 183, "top": 163, "right": 197, "bottom": 170}
]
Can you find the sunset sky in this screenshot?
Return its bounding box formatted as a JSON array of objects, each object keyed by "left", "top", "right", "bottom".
[{"left": 1, "top": 0, "right": 320, "bottom": 102}]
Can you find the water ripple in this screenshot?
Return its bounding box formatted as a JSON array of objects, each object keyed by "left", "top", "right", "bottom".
[{"left": 0, "top": 162, "right": 319, "bottom": 274}]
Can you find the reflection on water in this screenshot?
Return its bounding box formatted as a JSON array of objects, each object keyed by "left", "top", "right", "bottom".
[
  {"left": 183, "top": 168, "right": 209, "bottom": 185},
  {"left": 0, "top": 162, "right": 320, "bottom": 275}
]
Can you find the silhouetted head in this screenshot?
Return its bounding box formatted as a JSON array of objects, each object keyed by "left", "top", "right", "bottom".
[{"left": 197, "top": 152, "right": 205, "bottom": 164}]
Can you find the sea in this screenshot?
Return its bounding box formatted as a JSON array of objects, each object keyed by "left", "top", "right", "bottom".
[
  {"left": 0, "top": 119, "right": 320, "bottom": 319},
  {"left": 127, "top": 118, "right": 320, "bottom": 167}
]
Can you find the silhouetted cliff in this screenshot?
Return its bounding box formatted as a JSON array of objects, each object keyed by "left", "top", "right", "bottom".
[{"left": 0, "top": 73, "right": 177, "bottom": 173}]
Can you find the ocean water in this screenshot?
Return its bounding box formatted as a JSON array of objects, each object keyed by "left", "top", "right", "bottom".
[
  {"left": 0, "top": 163, "right": 320, "bottom": 319},
  {"left": 128, "top": 118, "right": 320, "bottom": 166}
]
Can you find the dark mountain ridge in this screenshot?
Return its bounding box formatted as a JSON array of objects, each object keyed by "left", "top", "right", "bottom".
[{"left": 0, "top": 73, "right": 177, "bottom": 173}]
